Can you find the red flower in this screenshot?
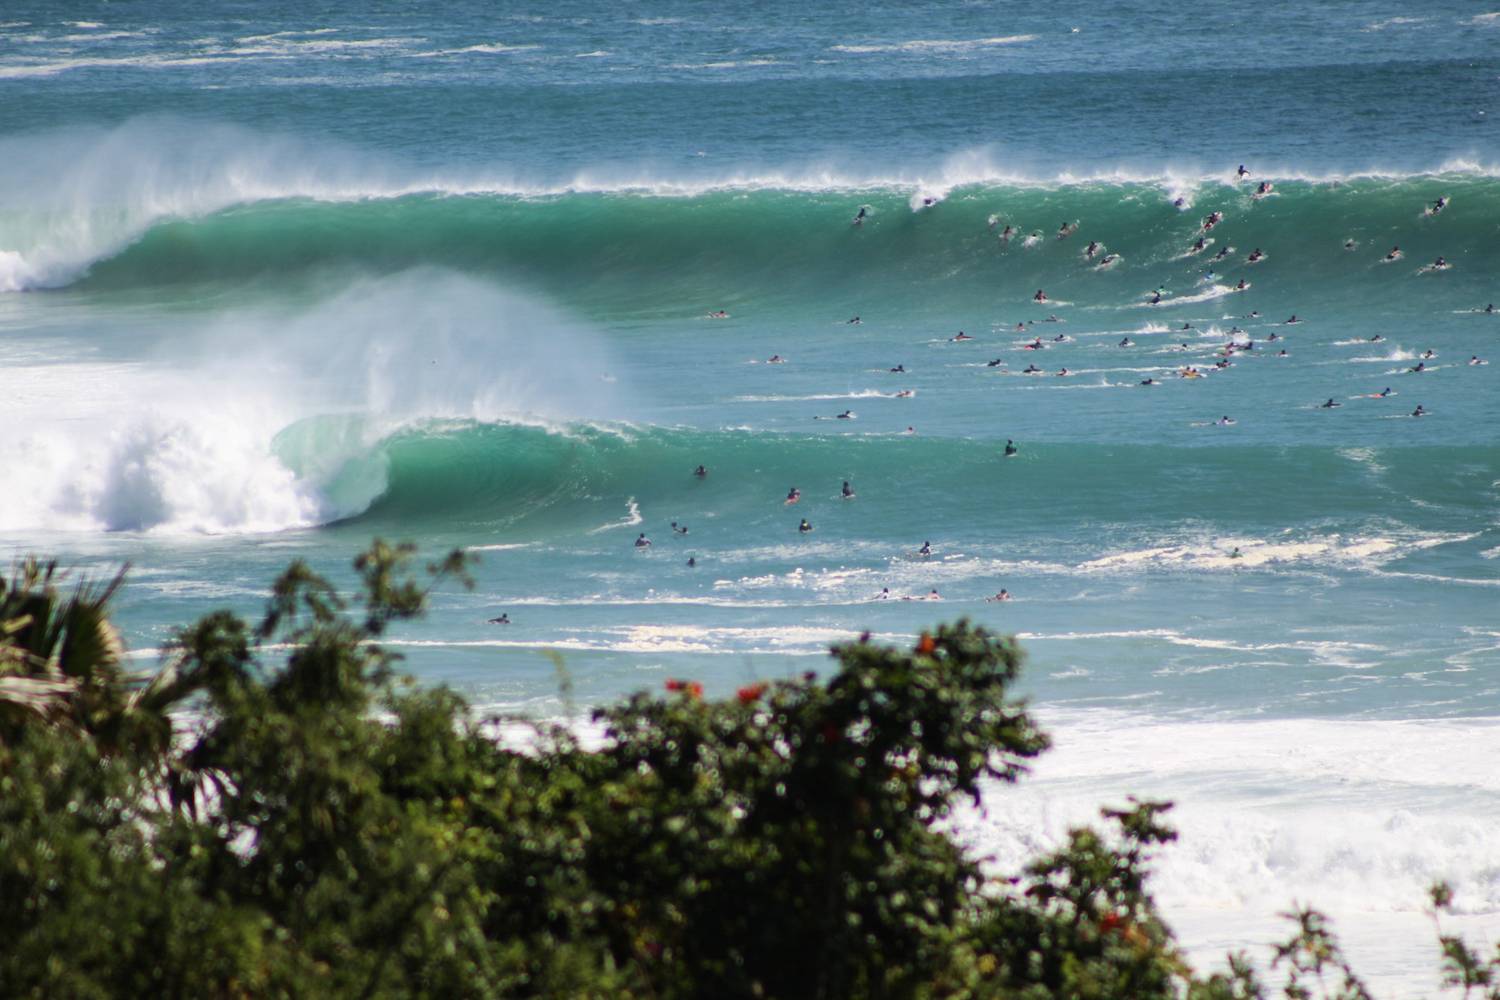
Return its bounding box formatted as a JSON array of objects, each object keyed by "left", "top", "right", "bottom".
[
  {"left": 737, "top": 682, "right": 768, "bottom": 704},
  {"left": 665, "top": 678, "right": 703, "bottom": 699},
  {"left": 916, "top": 633, "right": 936, "bottom": 655}
]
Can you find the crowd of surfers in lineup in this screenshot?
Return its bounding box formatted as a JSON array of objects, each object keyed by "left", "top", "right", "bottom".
[{"left": 490, "top": 173, "right": 1493, "bottom": 623}]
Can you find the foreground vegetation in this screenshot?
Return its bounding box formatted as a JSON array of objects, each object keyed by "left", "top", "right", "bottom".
[{"left": 1, "top": 543, "right": 1495, "bottom": 998}]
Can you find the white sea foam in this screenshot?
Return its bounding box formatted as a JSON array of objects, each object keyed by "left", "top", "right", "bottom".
[
  {"left": 1078, "top": 531, "right": 1472, "bottom": 574},
  {"left": 670, "top": 58, "right": 778, "bottom": 70},
  {"left": 0, "top": 272, "right": 622, "bottom": 535},
  {"left": 1362, "top": 16, "right": 1429, "bottom": 32},
  {"left": 383, "top": 624, "right": 904, "bottom": 657},
  {"left": 410, "top": 42, "right": 541, "bottom": 57},
  {"left": 951, "top": 710, "right": 1500, "bottom": 995},
  {"left": 830, "top": 35, "right": 1036, "bottom": 54}
]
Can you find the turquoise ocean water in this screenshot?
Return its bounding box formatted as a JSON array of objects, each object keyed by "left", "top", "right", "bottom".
[{"left": 3, "top": 2, "right": 1498, "bottom": 990}]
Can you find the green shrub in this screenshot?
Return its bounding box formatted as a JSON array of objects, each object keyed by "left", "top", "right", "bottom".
[{"left": 0, "top": 543, "right": 1491, "bottom": 998}]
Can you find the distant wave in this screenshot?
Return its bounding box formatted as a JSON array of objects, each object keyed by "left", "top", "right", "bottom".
[{"left": 3, "top": 118, "right": 1499, "bottom": 293}]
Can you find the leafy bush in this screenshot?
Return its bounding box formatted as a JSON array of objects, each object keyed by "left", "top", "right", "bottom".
[{"left": 0, "top": 543, "right": 1492, "bottom": 998}]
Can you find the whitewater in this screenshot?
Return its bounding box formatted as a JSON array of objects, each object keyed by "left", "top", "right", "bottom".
[{"left": 3, "top": 2, "right": 1498, "bottom": 993}]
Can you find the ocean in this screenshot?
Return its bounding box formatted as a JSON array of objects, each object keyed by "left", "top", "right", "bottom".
[{"left": 2, "top": 2, "right": 1498, "bottom": 991}]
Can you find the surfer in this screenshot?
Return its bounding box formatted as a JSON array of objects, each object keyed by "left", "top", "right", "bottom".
[
  {"left": 1056, "top": 367, "right": 1071, "bottom": 376},
  {"left": 1412, "top": 404, "right": 1426, "bottom": 417},
  {"left": 1229, "top": 547, "right": 1243, "bottom": 559},
  {"left": 986, "top": 358, "right": 1004, "bottom": 367},
  {"left": 488, "top": 613, "right": 510, "bottom": 625},
  {"left": 999, "top": 224, "right": 1014, "bottom": 242},
  {"left": 1202, "top": 211, "right": 1224, "bottom": 231},
  {"left": 889, "top": 364, "right": 905, "bottom": 373},
  {"left": 847, "top": 315, "right": 861, "bottom": 324},
  {"left": 1216, "top": 416, "right": 1235, "bottom": 426},
  {"left": 1033, "top": 289, "right": 1048, "bottom": 303},
  {"left": 1384, "top": 246, "right": 1402, "bottom": 262},
  {"left": 708, "top": 310, "right": 730, "bottom": 319},
  {"left": 1408, "top": 362, "right": 1426, "bottom": 373},
  {"left": 635, "top": 533, "right": 652, "bottom": 548},
  {"left": 1119, "top": 337, "right": 1134, "bottom": 347},
  {"left": 1147, "top": 291, "right": 1162, "bottom": 305},
  {"left": 852, "top": 206, "right": 867, "bottom": 226},
  {"left": 1181, "top": 322, "right": 1193, "bottom": 331},
  {"left": 1285, "top": 314, "right": 1300, "bottom": 324},
  {"left": 1211, "top": 246, "right": 1231, "bottom": 262},
  {"left": 1237, "top": 164, "right": 1249, "bottom": 178},
  {"left": 988, "top": 589, "right": 1011, "bottom": 602},
  {"left": 1190, "top": 236, "right": 1206, "bottom": 253},
  {"left": 918, "top": 541, "right": 932, "bottom": 557},
  {"left": 1422, "top": 349, "right": 1436, "bottom": 359},
  {"left": 798, "top": 518, "right": 812, "bottom": 534},
  {"left": 687, "top": 556, "right": 696, "bottom": 567},
  {"left": 1428, "top": 196, "right": 1449, "bottom": 215},
  {"left": 1247, "top": 248, "right": 1265, "bottom": 263},
  {"left": 785, "top": 487, "right": 801, "bottom": 504},
  {"left": 1319, "top": 398, "right": 1341, "bottom": 409},
  {"left": 693, "top": 464, "right": 708, "bottom": 478},
  {"left": 1234, "top": 279, "right": 1248, "bottom": 291},
  {"left": 1254, "top": 181, "right": 1272, "bottom": 197},
  {"left": 1004, "top": 439, "right": 1018, "bottom": 457},
  {"left": 1023, "top": 363, "right": 1042, "bottom": 374},
  {"left": 842, "top": 480, "right": 855, "bottom": 498},
  {"left": 894, "top": 389, "right": 913, "bottom": 398},
  {"left": 767, "top": 354, "right": 785, "bottom": 363},
  {"left": 1485, "top": 304, "right": 1495, "bottom": 313},
  {"left": 671, "top": 521, "right": 689, "bottom": 535},
  {"left": 1140, "top": 377, "right": 1158, "bottom": 385},
  {"left": 835, "top": 409, "right": 854, "bottom": 419},
  {"left": 1368, "top": 334, "right": 1384, "bottom": 343},
  {"left": 1344, "top": 239, "right": 1358, "bottom": 251},
  {"left": 1376, "top": 387, "right": 1394, "bottom": 397},
  {"left": 1429, "top": 256, "right": 1450, "bottom": 271},
  {"left": 951, "top": 331, "right": 972, "bottom": 342},
  {"left": 875, "top": 587, "right": 891, "bottom": 600},
  {"left": 1470, "top": 355, "right": 1487, "bottom": 366},
  {"left": 1085, "top": 240, "right": 1100, "bottom": 259}
]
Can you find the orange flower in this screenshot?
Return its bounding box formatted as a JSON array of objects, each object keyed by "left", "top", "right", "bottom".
[
  {"left": 687, "top": 681, "right": 704, "bottom": 699},
  {"left": 737, "top": 682, "right": 768, "bottom": 704},
  {"left": 916, "top": 633, "right": 936, "bottom": 655}
]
